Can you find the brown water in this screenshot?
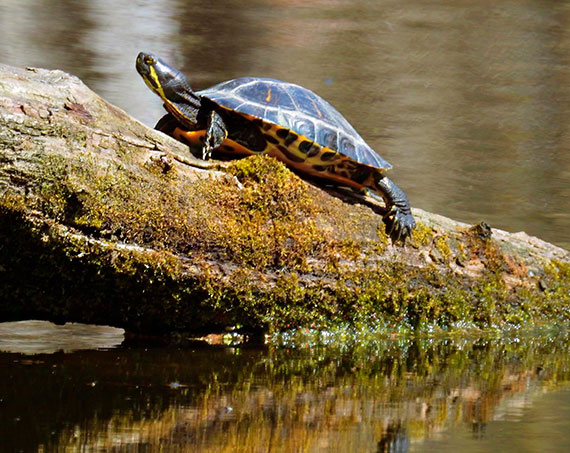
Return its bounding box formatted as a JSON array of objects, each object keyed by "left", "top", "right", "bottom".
[
  {"left": 0, "top": 322, "right": 569, "bottom": 452},
  {"left": 1, "top": 0, "right": 569, "bottom": 249}
]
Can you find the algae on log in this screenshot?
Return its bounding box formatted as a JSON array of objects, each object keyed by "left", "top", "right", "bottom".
[{"left": 0, "top": 63, "right": 569, "bottom": 335}]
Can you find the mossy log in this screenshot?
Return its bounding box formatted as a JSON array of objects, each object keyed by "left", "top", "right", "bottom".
[{"left": 1, "top": 63, "right": 569, "bottom": 335}]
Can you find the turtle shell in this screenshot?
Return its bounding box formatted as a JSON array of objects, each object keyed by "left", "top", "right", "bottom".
[{"left": 198, "top": 77, "right": 392, "bottom": 170}]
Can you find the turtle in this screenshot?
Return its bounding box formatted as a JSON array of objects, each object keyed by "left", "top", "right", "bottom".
[{"left": 136, "top": 52, "right": 416, "bottom": 241}]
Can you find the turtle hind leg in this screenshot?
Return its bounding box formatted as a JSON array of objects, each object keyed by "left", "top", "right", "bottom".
[{"left": 371, "top": 177, "right": 416, "bottom": 243}]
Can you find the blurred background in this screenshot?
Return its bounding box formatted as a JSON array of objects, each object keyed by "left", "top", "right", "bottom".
[{"left": 1, "top": 0, "right": 569, "bottom": 249}]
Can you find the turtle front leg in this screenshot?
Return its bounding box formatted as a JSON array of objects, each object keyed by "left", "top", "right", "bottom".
[
  {"left": 375, "top": 177, "right": 416, "bottom": 243},
  {"left": 203, "top": 111, "right": 228, "bottom": 160}
]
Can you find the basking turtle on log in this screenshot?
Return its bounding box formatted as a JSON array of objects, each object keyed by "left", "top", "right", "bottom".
[{"left": 136, "top": 52, "right": 415, "bottom": 242}]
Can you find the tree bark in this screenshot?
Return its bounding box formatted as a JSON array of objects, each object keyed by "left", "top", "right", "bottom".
[{"left": 1, "top": 63, "right": 568, "bottom": 335}]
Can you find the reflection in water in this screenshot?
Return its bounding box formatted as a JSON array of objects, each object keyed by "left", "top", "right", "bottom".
[
  {"left": 0, "top": 0, "right": 569, "bottom": 248},
  {"left": 0, "top": 329, "right": 568, "bottom": 451}
]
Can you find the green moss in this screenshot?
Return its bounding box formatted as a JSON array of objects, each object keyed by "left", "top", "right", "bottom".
[
  {"left": 539, "top": 260, "right": 570, "bottom": 320},
  {"left": 411, "top": 222, "right": 434, "bottom": 248},
  {"left": 36, "top": 154, "right": 74, "bottom": 220},
  {"left": 27, "top": 151, "right": 388, "bottom": 276},
  {"left": 195, "top": 155, "right": 325, "bottom": 270},
  {"left": 3, "top": 146, "right": 570, "bottom": 335},
  {"left": 0, "top": 191, "right": 28, "bottom": 213},
  {"left": 2, "top": 187, "right": 569, "bottom": 334},
  {"left": 471, "top": 277, "right": 505, "bottom": 326},
  {"left": 32, "top": 151, "right": 202, "bottom": 252},
  {"left": 434, "top": 236, "right": 452, "bottom": 261}
]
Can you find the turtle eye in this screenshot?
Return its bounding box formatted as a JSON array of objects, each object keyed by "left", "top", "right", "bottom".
[{"left": 144, "top": 56, "right": 156, "bottom": 66}]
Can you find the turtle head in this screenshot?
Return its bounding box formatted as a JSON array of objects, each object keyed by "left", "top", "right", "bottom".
[{"left": 136, "top": 52, "right": 201, "bottom": 126}]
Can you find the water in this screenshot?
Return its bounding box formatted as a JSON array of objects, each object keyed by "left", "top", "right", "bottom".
[
  {"left": 0, "top": 0, "right": 568, "bottom": 249},
  {"left": 0, "top": 321, "right": 569, "bottom": 452},
  {"left": 1, "top": 2, "right": 570, "bottom": 451}
]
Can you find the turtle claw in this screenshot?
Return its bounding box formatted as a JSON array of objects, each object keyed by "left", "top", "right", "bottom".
[{"left": 384, "top": 206, "right": 416, "bottom": 244}]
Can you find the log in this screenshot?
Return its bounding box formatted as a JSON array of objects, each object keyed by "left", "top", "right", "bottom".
[{"left": 1, "top": 63, "right": 568, "bottom": 335}]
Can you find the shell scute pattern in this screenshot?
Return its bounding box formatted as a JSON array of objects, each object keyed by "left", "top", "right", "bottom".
[
  {"left": 317, "top": 126, "right": 338, "bottom": 151},
  {"left": 238, "top": 103, "right": 266, "bottom": 121},
  {"left": 198, "top": 77, "right": 392, "bottom": 170},
  {"left": 238, "top": 80, "right": 296, "bottom": 110}
]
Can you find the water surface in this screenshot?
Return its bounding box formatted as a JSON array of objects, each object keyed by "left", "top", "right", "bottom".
[{"left": 0, "top": 322, "right": 569, "bottom": 452}]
